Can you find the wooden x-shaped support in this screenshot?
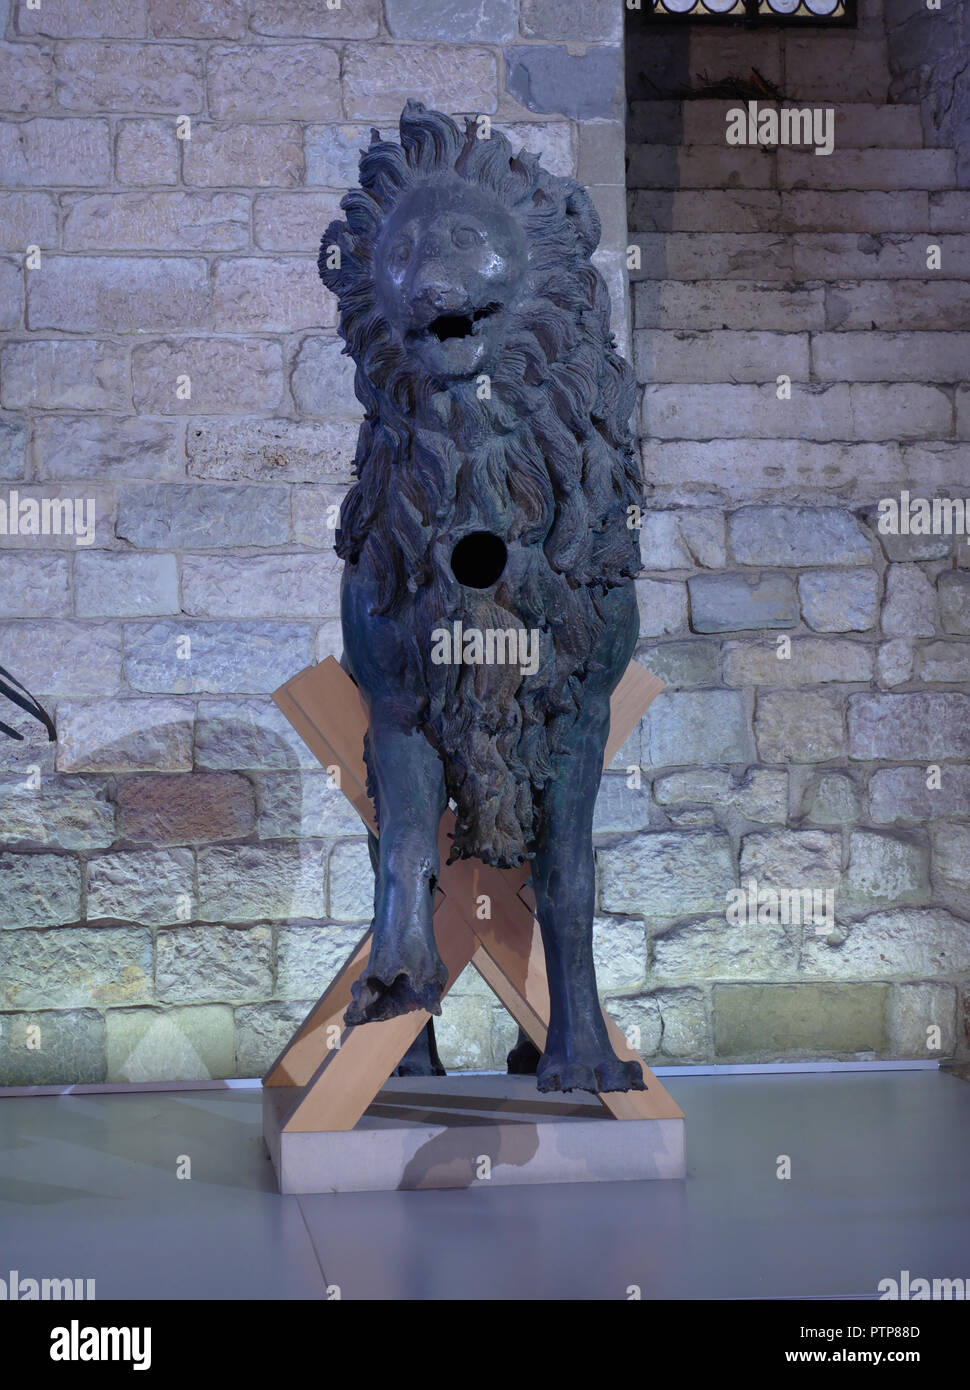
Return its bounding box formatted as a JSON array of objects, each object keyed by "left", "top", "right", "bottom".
[{"left": 263, "top": 656, "right": 684, "bottom": 1133}]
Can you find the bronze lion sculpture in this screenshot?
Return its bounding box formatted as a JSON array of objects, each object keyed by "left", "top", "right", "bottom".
[{"left": 318, "top": 102, "right": 645, "bottom": 1093}]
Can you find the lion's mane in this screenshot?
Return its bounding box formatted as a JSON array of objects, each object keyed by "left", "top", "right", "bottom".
[{"left": 320, "top": 101, "right": 643, "bottom": 868}]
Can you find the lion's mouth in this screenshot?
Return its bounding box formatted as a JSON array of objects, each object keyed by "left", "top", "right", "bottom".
[{"left": 422, "top": 303, "right": 502, "bottom": 343}]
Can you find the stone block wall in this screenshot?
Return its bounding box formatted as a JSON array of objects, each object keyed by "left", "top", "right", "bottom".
[
  {"left": 622, "top": 0, "right": 970, "bottom": 1067},
  {"left": 0, "top": 0, "right": 631, "bottom": 1083}
]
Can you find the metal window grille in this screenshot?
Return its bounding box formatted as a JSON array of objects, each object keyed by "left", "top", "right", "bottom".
[{"left": 644, "top": 0, "right": 856, "bottom": 25}]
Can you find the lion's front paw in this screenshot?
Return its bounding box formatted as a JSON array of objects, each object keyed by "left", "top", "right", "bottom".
[
  {"left": 536, "top": 1049, "right": 646, "bottom": 1095},
  {"left": 344, "top": 960, "right": 447, "bottom": 1026}
]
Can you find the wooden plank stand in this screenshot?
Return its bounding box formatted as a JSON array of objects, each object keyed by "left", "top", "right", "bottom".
[{"left": 262, "top": 656, "right": 686, "bottom": 1194}]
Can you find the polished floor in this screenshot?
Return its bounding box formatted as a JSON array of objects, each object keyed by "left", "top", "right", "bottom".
[{"left": 0, "top": 1068, "right": 967, "bottom": 1300}]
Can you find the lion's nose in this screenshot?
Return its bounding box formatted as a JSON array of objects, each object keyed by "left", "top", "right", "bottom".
[{"left": 410, "top": 272, "right": 467, "bottom": 321}]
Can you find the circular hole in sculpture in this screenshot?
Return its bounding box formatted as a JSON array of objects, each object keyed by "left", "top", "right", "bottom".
[{"left": 450, "top": 531, "right": 508, "bottom": 589}]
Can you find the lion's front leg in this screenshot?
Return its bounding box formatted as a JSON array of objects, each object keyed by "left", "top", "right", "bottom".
[
  {"left": 340, "top": 566, "right": 449, "bottom": 1025},
  {"left": 531, "top": 695, "right": 646, "bottom": 1094},
  {"left": 343, "top": 712, "right": 449, "bottom": 1024}
]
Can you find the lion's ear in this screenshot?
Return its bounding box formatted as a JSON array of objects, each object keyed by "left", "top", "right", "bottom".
[{"left": 563, "top": 182, "right": 600, "bottom": 257}]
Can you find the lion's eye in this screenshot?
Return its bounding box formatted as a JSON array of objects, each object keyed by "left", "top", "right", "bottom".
[
  {"left": 387, "top": 239, "right": 412, "bottom": 267},
  {"left": 452, "top": 224, "right": 484, "bottom": 249}
]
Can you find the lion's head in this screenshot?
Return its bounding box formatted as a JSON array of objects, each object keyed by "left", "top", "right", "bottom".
[
  {"left": 373, "top": 172, "right": 530, "bottom": 383},
  {"left": 318, "top": 102, "right": 643, "bottom": 867}
]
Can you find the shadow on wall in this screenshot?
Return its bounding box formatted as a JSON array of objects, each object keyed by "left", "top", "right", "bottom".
[
  {"left": 0, "top": 664, "right": 56, "bottom": 744},
  {"left": 624, "top": 18, "right": 799, "bottom": 390},
  {"left": 0, "top": 696, "right": 376, "bottom": 1088},
  {"left": 624, "top": 19, "right": 690, "bottom": 307}
]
